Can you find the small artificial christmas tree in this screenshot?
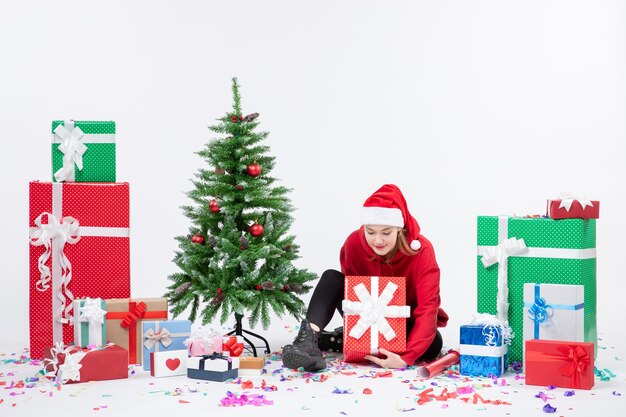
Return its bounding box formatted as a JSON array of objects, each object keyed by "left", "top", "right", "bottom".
[{"left": 166, "top": 78, "right": 316, "bottom": 332}]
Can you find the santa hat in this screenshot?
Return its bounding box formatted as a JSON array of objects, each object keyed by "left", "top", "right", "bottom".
[{"left": 361, "top": 184, "right": 422, "bottom": 251}]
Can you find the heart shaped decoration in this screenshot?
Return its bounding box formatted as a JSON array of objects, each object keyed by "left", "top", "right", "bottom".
[{"left": 166, "top": 358, "right": 181, "bottom": 371}]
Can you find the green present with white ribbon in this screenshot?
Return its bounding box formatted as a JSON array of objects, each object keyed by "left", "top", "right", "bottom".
[
  {"left": 73, "top": 298, "right": 107, "bottom": 348},
  {"left": 51, "top": 120, "right": 116, "bottom": 182},
  {"left": 477, "top": 216, "right": 596, "bottom": 363}
]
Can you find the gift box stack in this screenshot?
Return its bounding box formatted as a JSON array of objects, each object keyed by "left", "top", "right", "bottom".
[
  {"left": 30, "top": 120, "right": 198, "bottom": 383},
  {"left": 475, "top": 195, "right": 598, "bottom": 389}
]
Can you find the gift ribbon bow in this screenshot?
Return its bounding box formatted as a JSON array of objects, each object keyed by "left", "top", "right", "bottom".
[
  {"left": 199, "top": 352, "right": 233, "bottom": 370},
  {"left": 143, "top": 327, "right": 173, "bottom": 350},
  {"left": 342, "top": 279, "right": 410, "bottom": 342},
  {"left": 44, "top": 342, "right": 87, "bottom": 384},
  {"left": 120, "top": 301, "right": 147, "bottom": 328},
  {"left": 471, "top": 312, "right": 513, "bottom": 347},
  {"left": 29, "top": 212, "right": 81, "bottom": 324},
  {"left": 478, "top": 236, "right": 527, "bottom": 323},
  {"left": 527, "top": 344, "right": 590, "bottom": 388},
  {"left": 557, "top": 193, "right": 594, "bottom": 212},
  {"left": 53, "top": 121, "right": 88, "bottom": 182},
  {"left": 527, "top": 295, "right": 554, "bottom": 327},
  {"left": 222, "top": 336, "right": 244, "bottom": 357},
  {"left": 78, "top": 298, "right": 107, "bottom": 326}
]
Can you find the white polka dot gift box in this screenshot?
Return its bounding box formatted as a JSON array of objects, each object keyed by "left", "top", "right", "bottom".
[
  {"left": 476, "top": 215, "right": 597, "bottom": 364},
  {"left": 342, "top": 276, "right": 410, "bottom": 362},
  {"left": 51, "top": 120, "right": 116, "bottom": 183},
  {"left": 29, "top": 181, "right": 130, "bottom": 359}
]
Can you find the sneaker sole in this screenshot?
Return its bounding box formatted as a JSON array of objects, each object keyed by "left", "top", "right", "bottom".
[{"left": 282, "top": 350, "right": 315, "bottom": 370}]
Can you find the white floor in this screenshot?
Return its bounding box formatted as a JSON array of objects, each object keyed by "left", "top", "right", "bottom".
[{"left": 1, "top": 328, "right": 624, "bottom": 417}]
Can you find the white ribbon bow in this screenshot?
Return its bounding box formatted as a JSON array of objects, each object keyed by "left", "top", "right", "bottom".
[
  {"left": 44, "top": 342, "right": 86, "bottom": 384},
  {"left": 342, "top": 281, "right": 410, "bottom": 342},
  {"left": 53, "top": 121, "right": 88, "bottom": 182},
  {"left": 78, "top": 298, "right": 106, "bottom": 325},
  {"left": 470, "top": 312, "right": 513, "bottom": 346},
  {"left": 558, "top": 193, "right": 594, "bottom": 212},
  {"left": 478, "top": 237, "right": 527, "bottom": 323},
  {"left": 29, "top": 212, "right": 81, "bottom": 324},
  {"left": 144, "top": 327, "right": 173, "bottom": 350}
]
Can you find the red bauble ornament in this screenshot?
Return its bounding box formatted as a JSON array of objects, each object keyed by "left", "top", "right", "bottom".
[
  {"left": 250, "top": 223, "right": 264, "bottom": 237},
  {"left": 255, "top": 284, "right": 263, "bottom": 291},
  {"left": 234, "top": 184, "right": 244, "bottom": 190},
  {"left": 231, "top": 115, "right": 238, "bottom": 122},
  {"left": 239, "top": 115, "right": 244, "bottom": 121},
  {"left": 209, "top": 199, "right": 220, "bottom": 213},
  {"left": 282, "top": 285, "right": 290, "bottom": 292},
  {"left": 247, "top": 162, "right": 262, "bottom": 177},
  {"left": 191, "top": 234, "right": 205, "bottom": 245},
  {"left": 217, "top": 288, "right": 222, "bottom": 294}
]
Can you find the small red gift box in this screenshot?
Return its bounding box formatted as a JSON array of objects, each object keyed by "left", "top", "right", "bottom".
[
  {"left": 525, "top": 339, "right": 594, "bottom": 390},
  {"left": 547, "top": 198, "right": 599, "bottom": 219},
  {"left": 44, "top": 344, "right": 128, "bottom": 384},
  {"left": 29, "top": 181, "right": 131, "bottom": 359},
  {"left": 342, "top": 276, "right": 410, "bottom": 362}
]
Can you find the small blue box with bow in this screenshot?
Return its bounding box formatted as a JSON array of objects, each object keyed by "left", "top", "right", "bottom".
[
  {"left": 141, "top": 320, "right": 191, "bottom": 371},
  {"left": 460, "top": 324, "right": 508, "bottom": 377}
]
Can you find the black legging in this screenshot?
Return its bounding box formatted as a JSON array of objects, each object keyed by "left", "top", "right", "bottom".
[{"left": 306, "top": 269, "right": 443, "bottom": 361}]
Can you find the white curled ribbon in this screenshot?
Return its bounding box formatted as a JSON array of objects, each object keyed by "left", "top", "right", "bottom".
[
  {"left": 557, "top": 193, "right": 594, "bottom": 212},
  {"left": 342, "top": 280, "right": 410, "bottom": 343},
  {"left": 143, "top": 327, "right": 173, "bottom": 350},
  {"left": 43, "top": 342, "right": 86, "bottom": 384},
  {"left": 29, "top": 212, "right": 80, "bottom": 324},
  {"left": 470, "top": 312, "right": 513, "bottom": 346},
  {"left": 53, "top": 121, "right": 87, "bottom": 182},
  {"left": 478, "top": 237, "right": 527, "bottom": 323}
]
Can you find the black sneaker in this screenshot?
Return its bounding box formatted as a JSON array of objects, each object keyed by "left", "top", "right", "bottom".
[
  {"left": 319, "top": 326, "right": 343, "bottom": 352},
  {"left": 282, "top": 320, "right": 326, "bottom": 372}
]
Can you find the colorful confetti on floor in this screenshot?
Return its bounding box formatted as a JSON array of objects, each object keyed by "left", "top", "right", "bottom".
[{"left": 1, "top": 334, "right": 624, "bottom": 416}]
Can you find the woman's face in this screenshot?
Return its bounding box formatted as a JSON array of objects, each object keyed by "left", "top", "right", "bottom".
[{"left": 364, "top": 225, "right": 400, "bottom": 257}]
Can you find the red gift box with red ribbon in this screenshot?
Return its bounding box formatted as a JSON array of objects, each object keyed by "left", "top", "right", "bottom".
[
  {"left": 105, "top": 298, "right": 168, "bottom": 364},
  {"left": 547, "top": 198, "right": 600, "bottom": 219},
  {"left": 29, "top": 181, "right": 131, "bottom": 359},
  {"left": 525, "top": 339, "right": 594, "bottom": 390}
]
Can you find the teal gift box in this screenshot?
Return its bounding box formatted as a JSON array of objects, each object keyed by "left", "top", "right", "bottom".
[
  {"left": 73, "top": 298, "right": 107, "bottom": 348},
  {"left": 141, "top": 320, "right": 191, "bottom": 371},
  {"left": 51, "top": 120, "right": 116, "bottom": 182},
  {"left": 477, "top": 216, "right": 596, "bottom": 363}
]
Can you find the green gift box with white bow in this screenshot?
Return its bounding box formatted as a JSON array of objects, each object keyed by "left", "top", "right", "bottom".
[
  {"left": 51, "top": 120, "right": 116, "bottom": 182},
  {"left": 476, "top": 216, "right": 597, "bottom": 363},
  {"left": 73, "top": 298, "right": 107, "bottom": 348}
]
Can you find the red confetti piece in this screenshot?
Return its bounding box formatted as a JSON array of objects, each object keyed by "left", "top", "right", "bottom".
[
  {"left": 241, "top": 380, "right": 254, "bottom": 390},
  {"left": 373, "top": 370, "right": 393, "bottom": 378},
  {"left": 363, "top": 388, "right": 372, "bottom": 395},
  {"left": 179, "top": 400, "right": 190, "bottom": 404}
]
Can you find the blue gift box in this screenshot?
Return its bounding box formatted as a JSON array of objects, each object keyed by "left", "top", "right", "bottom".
[
  {"left": 460, "top": 324, "right": 508, "bottom": 377},
  {"left": 187, "top": 354, "right": 239, "bottom": 382},
  {"left": 141, "top": 320, "right": 191, "bottom": 371}
]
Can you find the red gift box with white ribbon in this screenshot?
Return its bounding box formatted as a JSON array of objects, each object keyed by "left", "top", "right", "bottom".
[
  {"left": 342, "top": 276, "right": 410, "bottom": 362},
  {"left": 547, "top": 195, "right": 599, "bottom": 219},
  {"left": 29, "top": 182, "right": 131, "bottom": 359}
]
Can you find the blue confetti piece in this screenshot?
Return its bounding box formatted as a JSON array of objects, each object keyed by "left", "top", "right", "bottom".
[
  {"left": 543, "top": 404, "right": 557, "bottom": 413},
  {"left": 613, "top": 391, "right": 622, "bottom": 396},
  {"left": 564, "top": 390, "right": 575, "bottom": 397}
]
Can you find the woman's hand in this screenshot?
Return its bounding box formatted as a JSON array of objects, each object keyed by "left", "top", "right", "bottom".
[{"left": 364, "top": 348, "right": 408, "bottom": 369}]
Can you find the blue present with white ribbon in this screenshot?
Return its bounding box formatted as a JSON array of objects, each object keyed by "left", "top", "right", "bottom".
[
  {"left": 460, "top": 323, "right": 508, "bottom": 377},
  {"left": 523, "top": 283, "right": 584, "bottom": 359},
  {"left": 141, "top": 320, "right": 191, "bottom": 371}
]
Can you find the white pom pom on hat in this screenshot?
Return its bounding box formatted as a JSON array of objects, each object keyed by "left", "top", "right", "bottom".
[{"left": 361, "top": 184, "right": 422, "bottom": 251}]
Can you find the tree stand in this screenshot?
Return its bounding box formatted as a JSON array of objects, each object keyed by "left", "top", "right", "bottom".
[{"left": 226, "top": 313, "right": 271, "bottom": 357}]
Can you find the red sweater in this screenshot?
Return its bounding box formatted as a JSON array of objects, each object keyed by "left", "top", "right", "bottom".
[{"left": 339, "top": 227, "right": 448, "bottom": 365}]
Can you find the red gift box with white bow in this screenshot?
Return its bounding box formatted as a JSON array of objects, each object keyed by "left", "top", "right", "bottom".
[
  {"left": 342, "top": 276, "right": 410, "bottom": 362},
  {"left": 525, "top": 339, "right": 594, "bottom": 390},
  {"left": 29, "top": 182, "right": 131, "bottom": 359},
  {"left": 547, "top": 196, "right": 599, "bottom": 219}
]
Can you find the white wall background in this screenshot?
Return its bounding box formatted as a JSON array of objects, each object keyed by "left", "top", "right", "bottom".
[{"left": 1, "top": 1, "right": 624, "bottom": 353}]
